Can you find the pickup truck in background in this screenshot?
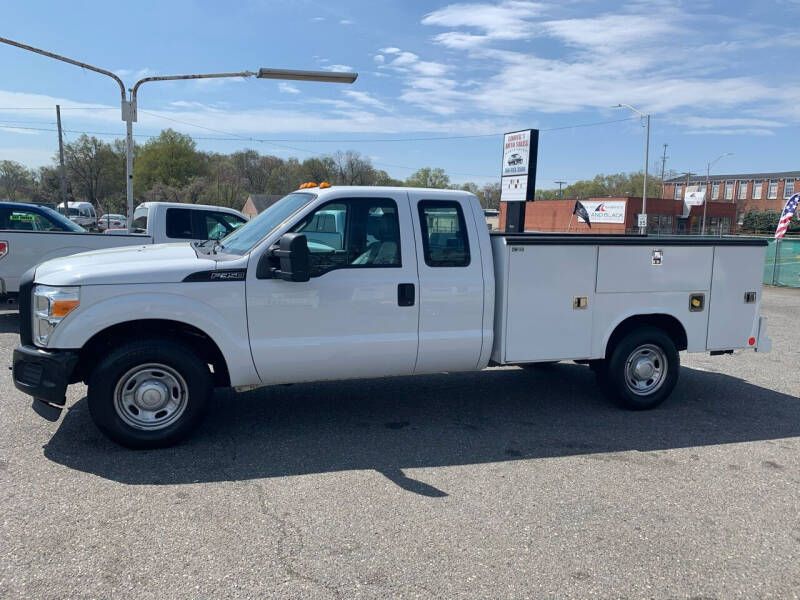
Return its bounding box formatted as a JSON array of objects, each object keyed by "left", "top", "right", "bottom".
[
  {"left": 12, "top": 185, "right": 771, "bottom": 449},
  {"left": 0, "top": 201, "right": 247, "bottom": 302}
]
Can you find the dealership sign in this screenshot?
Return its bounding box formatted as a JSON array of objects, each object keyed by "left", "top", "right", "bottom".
[
  {"left": 500, "top": 129, "right": 538, "bottom": 203},
  {"left": 577, "top": 200, "right": 626, "bottom": 224}
]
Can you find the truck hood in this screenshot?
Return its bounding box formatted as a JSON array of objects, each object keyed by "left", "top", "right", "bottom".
[{"left": 34, "top": 243, "right": 219, "bottom": 286}]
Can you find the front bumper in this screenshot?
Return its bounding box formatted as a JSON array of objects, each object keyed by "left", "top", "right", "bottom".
[{"left": 13, "top": 345, "right": 79, "bottom": 421}]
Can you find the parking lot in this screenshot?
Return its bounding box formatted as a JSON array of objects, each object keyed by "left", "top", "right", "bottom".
[{"left": 1, "top": 286, "right": 798, "bottom": 599}]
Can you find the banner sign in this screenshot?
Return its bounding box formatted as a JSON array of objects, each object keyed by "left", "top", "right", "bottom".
[
  {"left": 576, "top": 200, "right": 626, "bottom": 224},
  {"left": 685, "top": 185, "right": 706, "bottom": 206},
  {"left": 500, "top": 129, "right": 538, "bottom": 204}
]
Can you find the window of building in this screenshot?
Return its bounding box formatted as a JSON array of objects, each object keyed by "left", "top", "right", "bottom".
[
  {"left": 738, "top": 181, "right": 748, "bottom": 200},
  {"left": 752, "top": 180, "right": 762, "bottom": 200},
  {"left": 418, "top": 200, "right": 470, "bottom": 267},
  {"left": 673, "top": 183, "right": 683, "bottom": 200},
  {"left": 784, "top": 179, "right": 796, "bottom": 199},
  {"left": 724, "top": 181, "right": 734, "bottom": 200},
  {"left": 292, "top": 198, "right": 402, "bottom": 277},
  {"left": 711, "top": 181, "right": 720, "bottom": 199},
  {"left": 768, "top": 180, "right": 778, "bottom": 199},
  {"left": 646, "top": 214, "right": 673, "bottom": 235}
]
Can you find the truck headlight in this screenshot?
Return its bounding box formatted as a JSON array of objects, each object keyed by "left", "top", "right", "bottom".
[{"left": 32, "top": 285, "right": 80, "bottom": 347}]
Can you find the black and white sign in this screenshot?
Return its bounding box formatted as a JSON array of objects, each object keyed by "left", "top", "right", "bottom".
[{"left": 500, "top": 129, "right": 538, "bottom": 204}]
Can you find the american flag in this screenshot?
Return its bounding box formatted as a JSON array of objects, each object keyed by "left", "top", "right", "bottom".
[{"left": 775, "top": 192, "right": 799, "bottom": 239}]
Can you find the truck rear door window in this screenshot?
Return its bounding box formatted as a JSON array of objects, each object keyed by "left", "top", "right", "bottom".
[
  {"left": 418, "top": 201, "right": 470, "bottom": 267},
  {"left": 165, "top": 208, "right": 194, "bottom": 239}
]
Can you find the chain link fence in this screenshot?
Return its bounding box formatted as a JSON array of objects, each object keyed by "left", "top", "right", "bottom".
[{"left": 764, "top": 238, "right": 800, "bottom": 288}]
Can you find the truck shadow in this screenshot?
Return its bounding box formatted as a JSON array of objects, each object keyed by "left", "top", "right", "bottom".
[
  {"left": 43, "top": 363, "right": 800, "bottom": 495},
  {"left": 0, "top": 310, "right": 20, "bottom": 334}
]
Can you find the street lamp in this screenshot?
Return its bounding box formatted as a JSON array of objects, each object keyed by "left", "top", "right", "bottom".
[
  {"left": 615, "top": 104, "right": 651, "bottom": 234},
  {"left": 703, "top": 152, "right": 733, "bottom": 235},
  {"left": 0, "top": 36, "right": 358, "bottom": 230}
]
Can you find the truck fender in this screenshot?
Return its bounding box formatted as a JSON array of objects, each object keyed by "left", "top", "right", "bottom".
[
  {"left": 48, "top": 292, "right": 260, "bottom": 387},
  {"left": 596, "top": 307, "right": 694, "bottom": 358}
]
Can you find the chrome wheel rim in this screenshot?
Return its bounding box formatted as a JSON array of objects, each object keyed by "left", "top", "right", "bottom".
[
  {"left": 113, "top": 363, "right": 189, "bottom": 430},
  {"left": 624, "top": 344, "right": 667, "bottom": 396}
]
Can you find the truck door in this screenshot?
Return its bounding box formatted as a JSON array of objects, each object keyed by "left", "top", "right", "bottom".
[
  {"left": 408, "top": 192, "right": 486, "bottom": 372},
  {"left": 246, "top": 192, "right": 420, "bottom": 384}
]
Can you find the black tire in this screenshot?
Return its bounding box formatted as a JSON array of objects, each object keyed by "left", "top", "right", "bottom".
[
  {"left": 599, "top": 326, "right": 679, "bottom": 410},
  {"left": 87, "top": 339, "right": 212, "bottom": 449}
]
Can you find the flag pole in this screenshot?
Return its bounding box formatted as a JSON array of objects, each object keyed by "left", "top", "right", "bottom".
[
  {"left": 772, "top": 238, "right": 780, "bottom": 285},
  {"left": 567, "top": 212, "right": 575, "bottom": 233}
]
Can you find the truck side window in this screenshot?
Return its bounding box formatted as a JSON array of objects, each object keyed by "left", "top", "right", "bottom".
[
  {"left": 292, "top": 198, "right": 401, "bottom": 277},
  {"left": 418, "top": 201, "right": 470, "bottom": 267},
  {"left": 165, "top": 208, "right": 195, "bottom": 239}
]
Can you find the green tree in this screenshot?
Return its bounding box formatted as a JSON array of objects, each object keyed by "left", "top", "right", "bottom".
[
  {"left": 0, "top": 160, "right": 33, "bottom": 202},
  {"left": 63, "top": 135, "right": 122, "bottom": 210},
  {"left": 406, "top": 167, "right": 450, "bottom": 188},
  {"left": 134, "top": 129, "right": 207, "bottom": 195}
]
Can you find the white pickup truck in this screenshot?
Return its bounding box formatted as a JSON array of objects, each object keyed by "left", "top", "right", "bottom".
[
  {"left": 12, "top": 185, "right": 771, "bottom": 448},
  {"left": 0, "top": 201, "right": 247, "bottom": 302}
]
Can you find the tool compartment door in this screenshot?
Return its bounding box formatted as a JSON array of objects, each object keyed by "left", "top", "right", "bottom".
[
  {"left": 503, "top": 244, "right": 597, "bottom": 362},
  {"left": 707, "top": 246, "right": 763, "bottom": 351}
]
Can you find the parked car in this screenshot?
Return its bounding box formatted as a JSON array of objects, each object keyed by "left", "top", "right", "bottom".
[
  {"left": 0, "top": 201, "right": 247, "bottom": 301},
  {"left": 97, "top": 213, "right": 127, "bottom": 231},
  {"left": 11, "top": 185, "right": 771, "bottom": 449},
  {"left": 0, "top": 202, "right": 85, "bottom": 233},
  {"left": 57, "top": 201, "right": 97, "bottom": 229}
]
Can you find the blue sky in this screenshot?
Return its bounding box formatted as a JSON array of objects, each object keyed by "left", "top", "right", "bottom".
[{"left": 1, "top": 0, "right": 799, "bottom": 189}]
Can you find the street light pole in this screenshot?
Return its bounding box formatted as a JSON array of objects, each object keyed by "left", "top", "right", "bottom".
[
  {"left": 702, "top": 152, "right": 733, "bottom": 235},
  {"left": 615, "top": 104, "right": 650, "bottom": 234},
  {"left": 555, "top": 181, "right": 566, "bottom": 198},
  {"left": 0, "top": 37, "right": 358, "bottom": 229}
]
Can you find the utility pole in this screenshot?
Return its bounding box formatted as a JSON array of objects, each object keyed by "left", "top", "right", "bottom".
[
  {"left": 55, "top": 104, "right": 68, "bottom": 206},
  {"left": 555, "top": 181, "right": 566, "bottom": 198},
  {"left": 659, "top": 143, "right": 668, "bottom": 199},
  {"left": 615, "top": 104, "right": 650, "bottom": 234}
]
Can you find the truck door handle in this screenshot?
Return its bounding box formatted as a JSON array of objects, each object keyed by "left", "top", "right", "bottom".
[{"left": 397, "top": 283, "right": 415, "bottom": 307}]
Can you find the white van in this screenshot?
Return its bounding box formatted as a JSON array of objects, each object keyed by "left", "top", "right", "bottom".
[{"left": 57, "top": 201, "right": 97, "bottom": 228}]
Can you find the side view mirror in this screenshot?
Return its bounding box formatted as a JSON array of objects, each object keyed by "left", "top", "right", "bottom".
[{"left": 257, "top": 233, "right": 310, "bottom": 282}]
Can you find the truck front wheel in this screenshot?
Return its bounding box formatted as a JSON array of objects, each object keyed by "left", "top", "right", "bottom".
[
  {"left": 598, "top": 327, "right": 679, "bottom": 410},
  {"left": 87, "top": 339, "right": 212, "bottom": 449}
]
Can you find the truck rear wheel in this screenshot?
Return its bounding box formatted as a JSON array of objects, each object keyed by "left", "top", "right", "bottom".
[
  {"left": 87, "top": 339, "right": 212, "bottom": 449},
  {"left": 598, "top": 327, "right": 679, "bottom": 410}
]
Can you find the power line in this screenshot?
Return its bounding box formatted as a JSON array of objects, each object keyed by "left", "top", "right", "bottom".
[{"left": 0, "top": 106, "right": 116, "bottom": 110}]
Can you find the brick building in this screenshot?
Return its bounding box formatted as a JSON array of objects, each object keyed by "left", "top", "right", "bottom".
[
  {"left": 663, "top": 170, "right": 799, "bottom": 225},
  {"left": 499, "top": 197, "right": 736, "bottom": 234}
]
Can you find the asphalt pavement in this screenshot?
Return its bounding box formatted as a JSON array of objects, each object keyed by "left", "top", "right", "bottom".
[{"left": 1, "top": 287, "right": 799, "bottom": 599}]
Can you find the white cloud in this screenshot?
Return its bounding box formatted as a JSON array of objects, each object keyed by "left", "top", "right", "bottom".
[
  {"left": 405, "top": 0, "right": 800, "bottom": 125},
  {"left": 113, "top": 67, "right": 156, "bottom": 81},
  {"left": 679, "top": 117, "right": 784, "bottom": 129},
  {"left": 342, "top": 90, "right": 389, "bottom": 111},
  {"left": 278, "top": 82, "right": 301, "bottom": 94},
  {"left": 422, "top": 1, "right": 545, "bottom": 40},
  {"left": 325, "top": 64, "right": 355, "bottom": 72},
  {"left": 340, "top": 19, "right": 353, "bottom": 25},
  {"left": 374, "top": 54, "right": 385, "bottom": 64},
  {"left": 311, "top": 16, "right": 325, "bottom": 21},
  {"left": 0, "top": 146, "right": 55, "bottom": 167}
]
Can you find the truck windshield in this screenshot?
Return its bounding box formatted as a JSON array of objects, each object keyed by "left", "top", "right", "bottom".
[{"left": 218, "top": 192, "right": 316, "bottom": 255}]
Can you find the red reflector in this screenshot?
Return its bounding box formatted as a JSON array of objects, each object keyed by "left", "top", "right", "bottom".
[
  {"left": 0, "top": 241, "right": 7, "bottom": 259},
  {"left": 748, "top": 337, "right": 756, "bottom": 346}
]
